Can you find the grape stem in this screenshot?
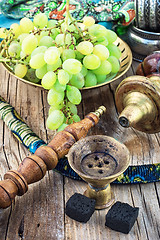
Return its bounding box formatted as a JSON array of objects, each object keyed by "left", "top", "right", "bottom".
[
  {"left": 32, "top": 21, "right": 63, "bottom": 35},
  {"left": 63, "top": 0, "right": 70, "bottom": 48},
  {"left": 0, "top": 31, "right": 14, "bottom": 56},
  {"left": 0, "top": 57, "right": 29, "bottom": 65},
  {"left": 63, "top": 0, "right": 84, "bottom": 47},
  {"left": 68, "top": 12, "right": 84, "bottom": 39}
]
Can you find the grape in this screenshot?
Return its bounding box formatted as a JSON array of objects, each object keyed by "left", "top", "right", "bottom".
[
  {"left": 58, "top": 47, "right": 63, "bottom": 55},
  {"left": 14, "top": 64, "right": 27, "bottom": 78},
  {"left": 92, "top": 60, "right": 112, "bottom": 75},
  {"left": 58, "top": 69, "right": 70, "bottom": 85},
  {"left": 69, "top": 73, "right": 84, "bottom": 89},
  {"left": 39, "top": 36, "right": 53, "bottom": 48},
  {"left": 49, "top": 102, "right": 64, "bottom": 115},
  {"left": 62, "top": 59, "right": 82, "bottom": 74},
  {"left": 47, "top": 88, "right": 64, "bottom": 105},
  {"left": 0, "top": 28, "right": 8, "bottom": 38},
  {"left": 31, "top": 46, "right": 47, "bottom": 57},
  {"left": 57, "top": 123, "right": 68, "bottom": 132},
  {"left": 29, "top": 53, "right": 46, "bottom": 69},
  {"left": 8, "top": 41, "right": 21, "bottom": 58},
  {"left": 107, "top": 56, "right": 120, "bottom": 73},
  {"left": 50, "top": 28, "right": 59, "bottom": 40},
  {"left": 40, "top": 31, "right": 49, "bottom": 37},
  {"left": 44, "top": 46, "right": 60, "bottom": 65},
  {"left": 61, "top": 22, "right": 76, "bottom": 33},
  {"left": 75, "top": 50, "right": 84, "bottom": 60},
  {"left": 20, "top": 51, "right": 31, "bottom": 62},
  {"left": 67, "top": 33, "right": 76, "bottom": 46},
  {"left": 53, "top": 80, "right": 66, "bottom": 92},
  {"left": 61, "top": 49, "right": 75, "bottom": 61},
  {"left": 47, "top": 20, "right": 57, "bottom": 28},
  {"left": 105, "top": 30, "right": 117, "bottom": 44},
  {"left": 83, "top": 54, "right": 101, "bottom": 70},
  {"left": 66, "top": 102, "right": 77, "bottom": 115},
  {"left": 22, "top": 34, "right": 38, "bottom": 54},
  {"left": 46, "top": 110, "right": 64, "bottom": 130},
  {"left": 35, "top": 64, "right": 47, "bottom": 79},
  {"left": 33, "top": 13, "right": 48, "bottom": 28},
  {"left": 72, "top": 114, "right": 81, "bottom": 122},
  {"left": 76, "top": 41, "right": 93, "bottom": 55},
  {"left": 1, "top": 13, "right": 122, "bottom": 131},
  {"left": 107, "top": 44, "right": 121, "bottom": 59},
  {"left": 93, "top": 44, "right": 109, "bottom": 61},
  {"left": 88, "top": 24, "right": 108, "bottom": 38},
  {"left": 55, "top": 33, "right": 73, "bottom": 46},
  {"left": 85, "top": 71, "right": 97, "bottom": 87},
  {"left": 25, "top": 68, "right": 40, "bottom": 83},
  {"left": 47, "top": 58, "right": 62, "bottom": 71},
  {"left": 42, "top": 71, "right": 56, "bottom": 89},
  {"left": 10, "top": 23, "right": 22, "bottom": 38},
  {"left": 20, "top": 17, "right": 34, "bottom": 33},
  {"left": 69, "top": 114, "right": 81, "bottom": 124},
  {"left": 83, "top": 16, "right": 95, "bottom": 27},
  {"left": 80, "top": 66, "right": 88, "bottom": 76},
  {"left": 68, "top": 73, "right": 73, "bottom": 80},
  {"left": 96, "top": 74, "right": 106, "bottom": 84},
  {"left": 66, "top": 85, "right": 81, "bottom": 104},
  {"left": 96, "top": 36, "right": 108, "bottom": 46},
  {"left": 17, "top": 33, "right": 29, "bottom": 44}
]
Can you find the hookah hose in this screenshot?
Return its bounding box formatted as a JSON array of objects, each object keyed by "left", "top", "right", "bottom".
[{"left": 0, "top": 96, "right": 159, "bottom": 184}]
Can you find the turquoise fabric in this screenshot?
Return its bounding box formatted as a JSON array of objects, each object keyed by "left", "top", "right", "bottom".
[
  {"left": 0, "top": 15, "right": 20, "bottom": 28},
  {"left": 0, "top": 0, "right": 135, "bottom": 31}
]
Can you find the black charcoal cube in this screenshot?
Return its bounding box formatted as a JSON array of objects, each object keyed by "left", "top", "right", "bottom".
[
  {"left": 65, "top": 193, "right": 96, "bottom": 223},
  {"left": 105, "top": 201, "right": 139, "bottom": 234}
]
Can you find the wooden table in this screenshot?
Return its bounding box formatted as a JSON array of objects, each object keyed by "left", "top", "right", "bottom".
[{"left": 0, "top": 61, "right": 159, "bottom": 240}]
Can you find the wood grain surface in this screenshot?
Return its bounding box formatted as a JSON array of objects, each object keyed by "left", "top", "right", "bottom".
[{"left": 0, "top": 61, "right": 159, "bottom": 240}]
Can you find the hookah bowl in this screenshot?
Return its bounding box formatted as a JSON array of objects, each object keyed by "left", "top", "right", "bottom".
[
  {"left": 68, "top": 135, "right": 130, "bottom": 209},
  {"left": 115, "top": 75, "right": 160, "bottom": 133}
]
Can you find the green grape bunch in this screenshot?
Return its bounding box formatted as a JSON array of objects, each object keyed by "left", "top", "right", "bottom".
[{"left": 0, "top": 4, "right": 121, "bottom": 131}]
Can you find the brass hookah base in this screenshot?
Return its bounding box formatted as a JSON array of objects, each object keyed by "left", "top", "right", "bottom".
[
  {"left": 68, "top": 135, "right": 130, "bottom": 209},
  {"left": 84, "top": 183, "right": 114, "bottom": 210},
  {"left": 115, "top": 75, "right": 160, "bottom": 133}
]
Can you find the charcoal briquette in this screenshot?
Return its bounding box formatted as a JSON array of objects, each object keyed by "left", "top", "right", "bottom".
[
  {"left": 105, "top": 201, "right": 139, "bottom": 234},
  {"left": 65, "top": 193, "right": 96, "bottom": 223}
]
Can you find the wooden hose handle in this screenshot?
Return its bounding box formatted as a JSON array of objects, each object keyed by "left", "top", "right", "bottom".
[{"left": 0, "top": 106, "right": 106, "bottom": 209}]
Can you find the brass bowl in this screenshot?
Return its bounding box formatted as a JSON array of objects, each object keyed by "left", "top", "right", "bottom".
[
  {"left": 68, "top": 135, "right": 130, "bottom": 209},
  {"left": 2, "top": 37, "right": 132, "bottom": 89}
]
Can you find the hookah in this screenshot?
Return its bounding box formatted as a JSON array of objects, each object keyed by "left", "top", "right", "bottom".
[
  {"left": 121, "top": 0, "right": 160, "bottom": 61},
  {"left": 0, "top": 93, "right": 159, "bottom": 209}
]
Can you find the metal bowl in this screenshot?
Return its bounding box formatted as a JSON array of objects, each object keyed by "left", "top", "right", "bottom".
[
  {"left": 121, "top": 25, "right": 160, "bottom": 62},
  {"left": 2, "top": 37, "right": 132, "bottom": 89},
  {"left": 135, "top": 0, "right": 160, "bottom": 32}
]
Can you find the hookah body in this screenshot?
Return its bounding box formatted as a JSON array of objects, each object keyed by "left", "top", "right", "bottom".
[
  {"left": 0, "top": 106, "right": 105, "bottom": 209},
  {"left": 115, "top": 75, "right": 160, "bottom": 133}
]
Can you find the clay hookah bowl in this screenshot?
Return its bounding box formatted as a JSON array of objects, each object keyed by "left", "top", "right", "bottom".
[{"left": 68, "top": 135, "right": 130, "bottom": 209}]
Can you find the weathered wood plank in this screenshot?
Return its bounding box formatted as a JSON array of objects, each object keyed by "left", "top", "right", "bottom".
[
  {"left": 0, "top": 58, "right": 160, "bottom": 240},
  {"left": 0, "top": 63, "right": 64, "bottom": 240}
]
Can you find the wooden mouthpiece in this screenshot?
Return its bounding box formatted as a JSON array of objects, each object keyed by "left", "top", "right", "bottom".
[{"left": 0, "top": 106, "right": 106, "bottom": 208}]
